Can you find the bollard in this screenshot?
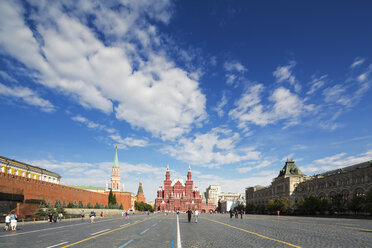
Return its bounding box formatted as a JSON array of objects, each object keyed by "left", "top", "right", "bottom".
[{"left": 34, "top": 218, "right": 35, "bottom": 223}]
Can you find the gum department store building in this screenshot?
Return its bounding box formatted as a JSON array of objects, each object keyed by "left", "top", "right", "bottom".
[{"left": 246, "top": 159, "right": 372, "bottom": 206}]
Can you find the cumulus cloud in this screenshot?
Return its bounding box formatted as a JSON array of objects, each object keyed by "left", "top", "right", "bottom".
[
  {"left": 0, "top": 83, "right": 55, "bottom": 112},
  {"left": 162, "top": 127, "right": 261, "bottom": 167},
  {"left": 237, "top": 160, "right": 272, "bottom": 173},
  {"left": 0, "top": 0, "right": 206, "bottom": 140},
  {"left": 229, "top": 84, "right": 314, "bottom": 131}
]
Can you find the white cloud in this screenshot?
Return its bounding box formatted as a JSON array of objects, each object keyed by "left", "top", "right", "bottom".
[
  {"left": 163, "top": 127, "right": 261, "bottom": 167},
  {"left": 307, "top": 74, "right": 327, "bottom": 95},
  {"left": 224, "top": 61, "right": 247, "bottom": 73},
  {"left": 350, "top": 57, "right": 365, "bottom": 68},
  {"left": 273, "top": 61, "right": 301, "bottom": 92},
  {"left": 229, "top": 84, "right": 314, "bottom": 130},
  {"left": 223, "top": 61, "right": 247, "bottom": 86},
  {"left": 212, "top": 93, "right": 228, "bottom": 117},
  {"left": 0, "top": 71, "right": 17, "bottom": 83},
  {"left": 301, "top": 150, "right": 372, "bottom": 174},
  {"left": 237, "top": 160, "right": 272, "bottom": 173},
  {"left": 0, "top": 0, "right": 206, "bottom": 141},
  {"left": 71, "top": 115, "right": 147, "bottom": 149},
  {"left": 0, "top": 83, "right": 55, "bottom": 112}
]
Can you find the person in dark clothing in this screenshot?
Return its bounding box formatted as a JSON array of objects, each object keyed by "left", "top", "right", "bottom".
[
  {"left": 240, "top": 210, "right": 243, "bottom": 219},
  {"left": 235, "top": 210, "right": 238, "bottom": 218},
  {"left": 48, "top": 212, "right": 53, "bottom": 223},
  {"left": 186, "top": 209, "right": 192, "bottom": 223},
  {"left": 230, "top": 210, "right": 233, "bottom": 218}
]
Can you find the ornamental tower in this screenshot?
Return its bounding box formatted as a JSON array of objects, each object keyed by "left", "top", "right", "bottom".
[
  {"left": 111, "top": 146, "right": 121, "bottom": 192},
  {"left": 136, "top": 180, "right": 146, "bottom": 203}
]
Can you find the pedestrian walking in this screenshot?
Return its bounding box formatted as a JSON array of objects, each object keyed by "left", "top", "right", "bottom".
[
  {"left": 10, "top": 212, "right": 17, "bottom": 231},
  {"left": 187, "top": 209, "right": 192, "bottom": 223},
  {"left": 100, "top": 211, "right": 103, "bottom": 218},
  {"left": 230, "top": 210, "right": 233, "bottom": 218},
  {"left": 81, "top": 210, "right": 85, "bottom": 220},
  {"left": 240, "top": 210, "right": 243, "bottom": 219},
  {"left": 4, "top": 213, "right": 10, "bottom": 231},
  {"left": 89, "top": 211, "right": 96, "bottom": 223},
  {"left": 194, "top": 210, "right": 199, "bottom": 223},
  {"left": 48, "top": 212, "right": 53, "bottom": 223},
  {"left": 58, "top": 212, "right": 63, "bottom": 222},
  {"left": 235, "top": 210, "right": 238, "bottom": 219}
]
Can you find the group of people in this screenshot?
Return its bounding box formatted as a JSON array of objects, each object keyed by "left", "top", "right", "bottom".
[
  {"left": 186, "top": 209, "right": 199, "bottom": 223},
  {"left": 81, "top": 210, "right": 101, "bottom": 223},
  {"left": 230, "top": 209, "right": 244, "bottom": 219},
  {"left": 3, "top": 212, "right": 17, "bottom": 231},
  {"left": 48, "top": 212, "right": 63, "bottom": 223}
]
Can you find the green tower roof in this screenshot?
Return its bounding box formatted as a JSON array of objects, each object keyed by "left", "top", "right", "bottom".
[
  {"left": 113, "top": 146, "right": 119, "bottom": 167},
  {"left": 278, "top": 159, "right": 304, "bottom": 177}
]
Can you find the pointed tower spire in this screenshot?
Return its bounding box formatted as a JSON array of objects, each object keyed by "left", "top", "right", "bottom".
[
  {"left": 187, "top": 162, "right": 192, "bottom": 180},
  {"left": 165, "top": 161, "right": 170, "bottom": 180},
  {"left": 113, "top": 146, "right": 119, "bottom": 167}
]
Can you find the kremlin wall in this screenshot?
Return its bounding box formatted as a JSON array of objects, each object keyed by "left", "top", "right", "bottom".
[{"left": 0, "top": 148, "right": 145, "bottom": 217}]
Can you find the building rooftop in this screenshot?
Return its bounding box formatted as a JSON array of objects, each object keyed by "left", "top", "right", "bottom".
[{"left": 0, "top": 155, "right": 61, "bottom": 178}]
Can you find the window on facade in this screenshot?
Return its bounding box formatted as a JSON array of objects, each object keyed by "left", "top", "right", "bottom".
[
  {"left": 1, "top": 167, "right": 4, "bottom": 173},
  {"left": 360, "top": 177, "right": 364, "bottom": 183},
  {"left": 21, "top": 172, "right": 25, "bottom": 177},
  {"left": 27, "top": 173, "right": 31, "bottom": 178},
  {"left": 8, "top": 168, "right": 11, "bottom": 174},
  {"left": 14, "top": 170, "right": 18, "bottom": 175}
]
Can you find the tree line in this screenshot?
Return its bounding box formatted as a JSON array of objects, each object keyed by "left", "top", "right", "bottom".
[{"left": 245, "top": 189, "right": 372, "bottom": 215}]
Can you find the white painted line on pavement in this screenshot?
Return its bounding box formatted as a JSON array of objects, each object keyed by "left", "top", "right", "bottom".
[
  {"left": 120, "top": 223, "right": 130, "bottom": 227},
  {"left": 176, "top": 214, "right": 182, "bottom": 248},
  {"left": 152, "top": 222, "right": 158, "bottom": 227},
  {"left": 118, "top": 239, "right": 133, "bottom": 248},
  {"left": 140, "top": 227, "right": 150, "bottom": 235},
  {"left": 91, "top": 229, "right": 110, "bottom": 235},
  {"left": 45, "top": 241, "right": 68, "bottom": 248},
  {"left": 0, "top": 218, "right": 117, "bottom": 238}
]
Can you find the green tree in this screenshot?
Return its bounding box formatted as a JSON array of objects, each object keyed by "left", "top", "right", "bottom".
[
  {"left": 34, "top": 203, "right": 47, "bottom": 217},
  {"left": 94, "top": 203, "right": 101, "bottom": 209},
  {"left": 62, "top": 201, "right": 67, "bottom": 208},
  {"left": 54, "top": 200, "right": 62, "bottom": 208},
  {"left": 348, "top": 195, "right": 365, "bottom": 214},
  {"left": 331, "top": 194, "right": 346, "bottom": 213},
  {"left": 85, "top": 202, "right": 93, "bottom": 209},
  {"left": 67, "top": 201, "right": 75, "bottom": 208},
  {"left": 108, "top": 189, "right": 117, "bottom": 205},
  {"left": 364, "top": 189, "right": 372, "bottom": 214},
  {"left": 119, "top": 203, "right": 123, "bottom": 210},
  {"left": 78, "top": 201, "right": 83, "bottom": 208},
  {"left": 267, "top": 197, "right": 291, "bottom": 214}
]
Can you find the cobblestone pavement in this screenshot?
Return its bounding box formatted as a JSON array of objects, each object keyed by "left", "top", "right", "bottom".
[{"left": 0, "top": 213, "right": 371, "bottom": 247}]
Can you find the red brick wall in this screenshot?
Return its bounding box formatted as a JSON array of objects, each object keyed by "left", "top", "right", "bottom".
[{"left": 0, "top": 172, "right": 132, "bottom": 208}]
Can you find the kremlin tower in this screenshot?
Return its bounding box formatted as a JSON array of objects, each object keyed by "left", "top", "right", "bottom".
[
  {"left": 136, "top": 180, "right": 146, "bottom": 203},
  {"left": 108, "top": 146, "right": 121, "bottom": 192}
]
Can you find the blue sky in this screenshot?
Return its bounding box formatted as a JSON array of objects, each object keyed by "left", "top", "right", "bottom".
[{"left": 0, "top": 0, "right": 371, "bottom": 202}]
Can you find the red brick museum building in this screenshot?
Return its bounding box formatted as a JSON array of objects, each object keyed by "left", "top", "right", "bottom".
[{"left": 155, "top": 163, "right": 202, "bottom": 212}]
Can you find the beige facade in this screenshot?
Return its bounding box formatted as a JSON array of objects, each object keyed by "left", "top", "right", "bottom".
[
  {"left": 246, "top": 160, "right": 372, "bottom": 206},
  {"left": 0, "top": 155, "right": 61, "bottom": 184}
]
